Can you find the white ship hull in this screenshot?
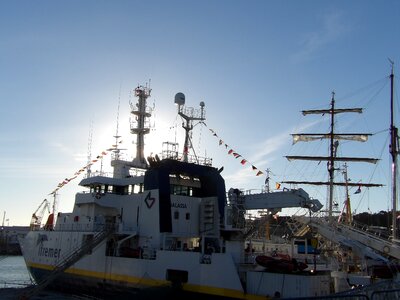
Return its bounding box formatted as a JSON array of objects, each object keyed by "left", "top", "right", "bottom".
[{"left": 21, "top": 229, "right": 330, "bottom": 299}]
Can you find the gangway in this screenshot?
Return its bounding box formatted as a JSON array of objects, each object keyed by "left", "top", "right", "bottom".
[
  {"left": 296, "top": 216, "right": 400, "bottom": 260},
  {"left": 19, "top": 226, "right": 115, "bottom": 299}
]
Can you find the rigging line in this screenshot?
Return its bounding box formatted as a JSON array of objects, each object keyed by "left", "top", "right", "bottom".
[
  {"left": 372, "top": 128, "right": 390, "bottom": 136},
  {"left": 335, "top": 76, "right": 388, "bottom": 105},
  {"left": 354, "top": 133, "right": 390, "bottom": 213},
  {"left": 363, "top": 79, "right": 389, "bottom": 110},
  {"left": 335, "top": 83, "right": 387, "bottom": 134},
  {"left": 86, "top": 119, "right": 94, "bottom": 177},
  {"left": 187, "top": 127, "right": 199, "bottom": 163},
  {"left": 197, "top": 120, "right": 203, "bottom": 157},
  {"left": 173, "top": 112, "right": 179, "bottom": 144},
  {"left": 115, "top": 83, "right": 122, "bottom": 138}
]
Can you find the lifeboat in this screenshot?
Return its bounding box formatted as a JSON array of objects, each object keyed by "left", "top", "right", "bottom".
[{"left": 255, "top": 255, "right": 308, "bottom": 273}]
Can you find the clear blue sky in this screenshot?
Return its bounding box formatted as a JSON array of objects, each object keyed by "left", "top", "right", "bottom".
[{"left": 1, "top": 0, "right": 400, "bottom": 226}]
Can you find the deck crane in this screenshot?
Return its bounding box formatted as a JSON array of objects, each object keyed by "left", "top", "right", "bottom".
[{"left": 30, "top": 199, "right": 50, "bottom": 230}]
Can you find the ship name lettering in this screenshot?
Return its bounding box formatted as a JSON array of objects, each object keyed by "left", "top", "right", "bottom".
[
  {"left": 38, "top": 246, "right": 61, "bottom": 258},
  {"left": 171, "top": 203, "right": 187, "bottom": 208}
]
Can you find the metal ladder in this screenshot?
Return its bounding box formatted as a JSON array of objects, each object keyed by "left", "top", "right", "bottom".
[{"left": 18, "top": 226, "right": 115, "bottom": 299}]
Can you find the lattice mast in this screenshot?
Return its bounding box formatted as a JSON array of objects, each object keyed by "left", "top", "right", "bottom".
[{"left": 130, "top": 85, "right": 152, "bottom": 168}]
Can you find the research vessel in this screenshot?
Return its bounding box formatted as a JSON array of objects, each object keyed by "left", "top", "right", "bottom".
[{"left": 19, "top": 85, "right": 330, "bottom": 299}]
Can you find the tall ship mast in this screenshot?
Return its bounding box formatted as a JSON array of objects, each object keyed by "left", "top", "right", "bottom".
[
  {"left": 282, "top": 92, "right": 383, "bottom": 220},
  {"left": 389, "top": 62, "right": 399, "bottom": 240}
]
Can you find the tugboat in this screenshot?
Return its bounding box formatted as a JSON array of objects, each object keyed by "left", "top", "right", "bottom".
[{"left": 19, "top": 85, "right": 330, "bottom": 299}]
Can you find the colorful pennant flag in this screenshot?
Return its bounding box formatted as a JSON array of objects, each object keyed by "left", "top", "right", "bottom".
[
  {"left": 203, "top": 122, "right": 266, "bottom": 178},
  {"left": 48, "top": 145, "right": 114, "bottom": 195}
]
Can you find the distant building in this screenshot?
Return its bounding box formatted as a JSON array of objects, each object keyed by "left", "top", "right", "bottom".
[{"left": 0, "top": 226, "right": 30, "bottom": 255}]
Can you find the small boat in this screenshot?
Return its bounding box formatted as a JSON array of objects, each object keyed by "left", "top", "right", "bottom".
[{"left": 255, "top": 254, "right": 308, "bottom": 272}]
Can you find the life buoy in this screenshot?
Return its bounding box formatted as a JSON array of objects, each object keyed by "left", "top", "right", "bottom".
[
  {"left": 95, "top": 192, "right": 101, "bottom": 199},
  {"left": 383, "top": 245, "right": 390, "bottom": 253}
]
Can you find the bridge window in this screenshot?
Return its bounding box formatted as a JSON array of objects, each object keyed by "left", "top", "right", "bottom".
[
  {"left": 171, "top": 185, "right": 195, "bottom": 196},
  {"left": 133, "top": 184, "right": 144, "bottom": 194}
]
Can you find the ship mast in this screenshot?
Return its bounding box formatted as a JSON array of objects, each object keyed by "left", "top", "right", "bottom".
[
  {"left": 174, "top": 92, "right": 206, "bottom": 163},
  {"left": 110, "top": 84, "right": 152, "bottom": 178},
  {"left": 283, "top": 92, "right": 382, "bottom": 220},
  {"left": 130, "top": 85, "right": 152, "bottom": 168},
  {"left": 389, "top": 62, "right": 399, "bottom": 240}
]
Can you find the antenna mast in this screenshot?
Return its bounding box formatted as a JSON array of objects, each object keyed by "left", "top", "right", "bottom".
[
  {"left": 130, "top": 84, "right": 152, "bottom": 168},
  {"left": 174, "top": 92, "right": 206, "bottom": 163}
]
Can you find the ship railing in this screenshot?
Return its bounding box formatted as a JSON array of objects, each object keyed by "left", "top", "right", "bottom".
[
  {"left": 160, "top": 151, "right": 212, "bottom": 166},
  {"left": 83, "top": 170, "right": 114, "bottom": 179},
  {"left": 111, "top": 152, "right": 132, "bottom": 162},
  {"left": 54, "top": 222, "right": 104, "bottom": 232},
  {"left": 129, "top": 103, "right": 153, "bottom": 116},
  {"left": 347, "top": 220, "right": 391, "bottom": 240}
]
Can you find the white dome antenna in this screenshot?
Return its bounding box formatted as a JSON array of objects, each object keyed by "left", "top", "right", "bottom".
[{"left": 174, "top": 92, "right": 185, "bottom": 107}]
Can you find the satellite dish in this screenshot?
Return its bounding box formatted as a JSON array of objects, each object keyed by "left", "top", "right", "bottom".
[
  {"left": 174, "top": 92, "right": 185, "bottom": 106},
  {"left": 200, "top": 101, "right": 205, "bottom": 108}
]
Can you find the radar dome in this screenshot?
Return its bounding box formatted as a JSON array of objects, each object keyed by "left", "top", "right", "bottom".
[{"left": 174, "top": 93, "right": 185, "bottom": 106}]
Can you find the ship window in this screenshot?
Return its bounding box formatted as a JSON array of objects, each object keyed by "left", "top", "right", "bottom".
[
  {"left": 115, "top": 186, "right": 124, "bottom": 195},
  {"left": 174, "top": 211, "right": 179, "bottom": 220},
  {"left": 171, "top": 185, "right": 195, "bottom": 197},
  {"left": 186, "top": 213, "right": 190, "bottom": 220},
  {"left": 133, "top": 184, "right": 144, "bottom": 194},
  {"left": 107, "top": 185, "right": 113, "bottom": 193}
]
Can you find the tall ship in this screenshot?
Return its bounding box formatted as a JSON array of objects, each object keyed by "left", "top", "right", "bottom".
[
  {"left": 279, "top": 65, "right": 400, "bottom": 297},
  {"left": 19, "top": 85, "right": 330, "bottom": 299}
]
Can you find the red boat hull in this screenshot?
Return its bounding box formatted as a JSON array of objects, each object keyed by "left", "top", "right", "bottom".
[{"left": 255, "top": 255, "right": 308, "bottom": 273}]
